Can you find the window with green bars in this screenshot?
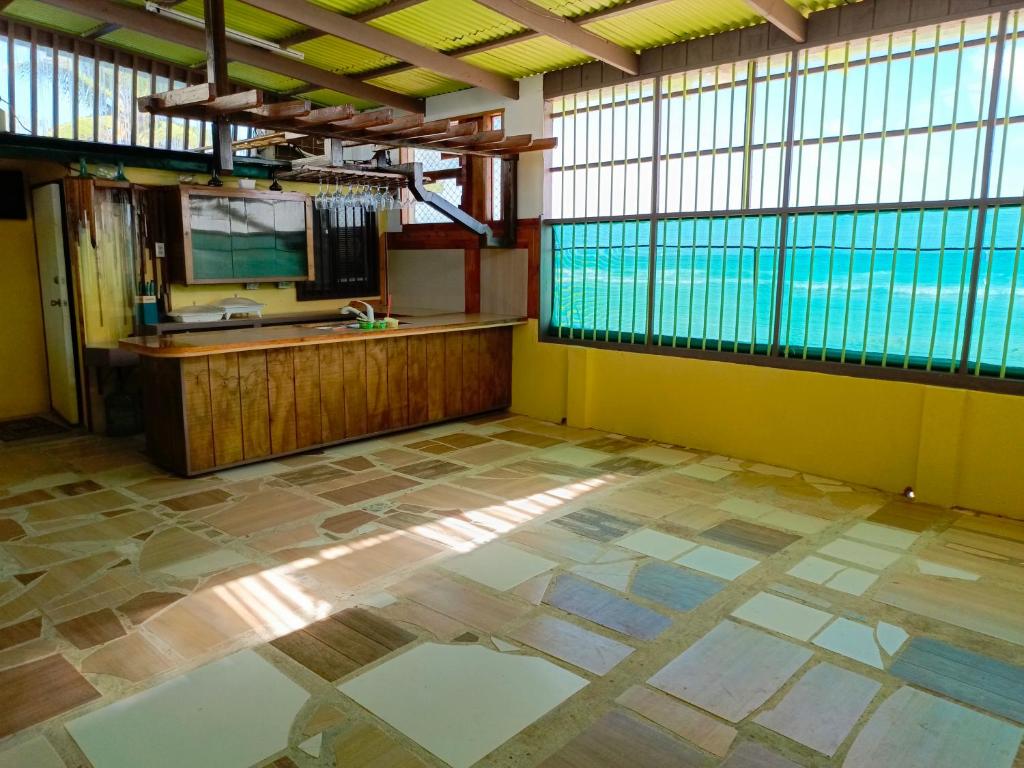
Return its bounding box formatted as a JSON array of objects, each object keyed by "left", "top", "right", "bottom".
[{"left": 546, "top": 9, "right": 1024, "bottom": 382}]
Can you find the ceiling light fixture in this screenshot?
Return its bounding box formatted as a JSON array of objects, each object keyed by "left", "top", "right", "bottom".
[{"left": 144, "top": 2, "right": 306, "bottom": 61}]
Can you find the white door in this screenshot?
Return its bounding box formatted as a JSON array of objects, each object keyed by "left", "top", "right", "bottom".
[{"left": 33, "top": 183, "right": 79, "bottom": 425}]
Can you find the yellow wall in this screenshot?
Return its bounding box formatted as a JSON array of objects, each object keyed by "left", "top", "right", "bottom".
[
  {"left": 0, "top": 203, "right": 49, "bottom": 420},
  {"left": 511, "top": 321, "right": 1024, "bottom": 520}
]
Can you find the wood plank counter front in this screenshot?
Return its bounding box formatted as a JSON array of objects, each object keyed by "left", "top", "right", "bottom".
[{"left": 121, "top": 313, "right": 524, "bottom": 476}]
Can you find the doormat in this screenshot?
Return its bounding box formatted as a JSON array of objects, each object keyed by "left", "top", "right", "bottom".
[{"left": 0, "top": 416, "right": 69, "bottom": 442}]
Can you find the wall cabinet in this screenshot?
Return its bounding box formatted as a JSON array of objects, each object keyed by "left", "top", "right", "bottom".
[{"left": 163, "top": 186, "right": 314, "bottom": 284}]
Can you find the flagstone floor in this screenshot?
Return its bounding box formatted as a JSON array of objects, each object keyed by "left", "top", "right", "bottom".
[{"left": 0, "top": 412, "right": 1022, "bottom": 768}]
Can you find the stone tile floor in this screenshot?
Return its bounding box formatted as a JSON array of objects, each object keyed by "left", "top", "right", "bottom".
[{"left": 0, "top": 412, "right": 1022, "bottom": 767}]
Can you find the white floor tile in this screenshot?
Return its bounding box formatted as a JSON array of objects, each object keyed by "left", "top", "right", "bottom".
[
  {"left": 875, "top": 623, "right": 909, "bottom": 656},
  {"left": 812, "top": 618, "right": 884, "bottom": 668},
  {"left": 827, "top": 568, "right": 877, "bottom": 596},
  {"left": 819, "top": 539, "right": 902, "bottom": 571},
  {"left": 441, "top": 542, "right": 556, "bottom": 591},
  {"left": 66, "top": 650, "right": 310, "bottom": 768},
  {"left": 676, "top": 545, "right": 758, "bottom": 581},
  {"left": 615, "top": 528, "right": 698, "bottom": 560},
  {"left": 626, "top": 446, "right": 697, "bottom": 465},
  {"left": 731, "top": 592, "right": 832, "bottom": 641},
  {"left": 916, "top": 559, "right": 980, "bottom": 580},
  {"left": 846, "top": 522, "right": 918, "bottom": 550},
  {"left": 339, "top": 643, "right": 587, "bottom": 768},
  {"left": 788, "top": 556, "right": 878, "bottom": 596},
  {"left": 539, "top": 446, "right": 609, "bottom": 467},
  {"left": 678, "top": 464, "right": 732, "bottom": 482}
]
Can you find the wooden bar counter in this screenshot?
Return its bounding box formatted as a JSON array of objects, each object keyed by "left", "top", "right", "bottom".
[{"left": 121, "top": 312, "right": 525, "bottom": 476}]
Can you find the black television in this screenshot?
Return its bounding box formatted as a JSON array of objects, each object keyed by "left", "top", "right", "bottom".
[{"left": 0, "top": 171, "right": 27, "bottom": 219}]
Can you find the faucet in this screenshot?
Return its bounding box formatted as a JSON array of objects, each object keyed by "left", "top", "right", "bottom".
[{"left": 341, "top": 300, "right": 375, "bottom": 323}]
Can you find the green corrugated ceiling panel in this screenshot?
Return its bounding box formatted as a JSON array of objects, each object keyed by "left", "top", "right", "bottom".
[
  {"left": 293, "top": 35, "right": 398, "bottom": 75},
  {"left": 307, "top": 0, "right": 391, "bottom": 16},
  {"left": 3, "top": 0, "right": 101, "bottom": 34},
  {"left": 369, "top": 0, "right": 524, "bottom": 53},
  {"left": 175, "top": 0, "right": 305, "bottom": 41},
  {"left": 529, "top": 0, "right": 622, "bottom": 19},
  {"left": 227, "top": 61, "right": 305, "bottom": 92},
  {"left": 365, "top": 67, "right": 465, "bottom": 97},
  {"left": 299, "top": 88, "right": 377, "bottom": 111},
  {"left": 463, "top": 36, "right": 589, "bottom": 78},
  {"left": 792, "top": 0, "right": 854, "bottom": 11},
  {"left": 584, "top": 0, "right": 758, "bottom": 50},
  {"left": 99, "top": 28, "right": 205, "bottom": 67}
]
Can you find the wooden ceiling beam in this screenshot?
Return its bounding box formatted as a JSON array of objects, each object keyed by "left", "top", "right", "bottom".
[
  {"left": 294, "top": 104, "right": 358, "bottom": 127},
  {"left": 239, "top": 0, "right": 520, "bottom": 99},
  {"left": 471, "top": 0, "right": 639, "bottom": 74},
  {"left": 36, "top": 0, "right": 424, "bottom": 112},
  {"left": 354, "top": 0, "right": 672, "bottom": 82},
  {"left": 745, "top": 0, "right": 806, "bottom": 42}
]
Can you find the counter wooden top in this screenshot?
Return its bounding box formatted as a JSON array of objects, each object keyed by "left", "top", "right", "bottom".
[{"left": 120, "top": 312, "right": 527, "bottom": 357}]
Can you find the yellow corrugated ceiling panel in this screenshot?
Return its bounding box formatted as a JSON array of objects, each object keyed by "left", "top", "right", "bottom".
[
  {"left": 299, "top": 88, "right": 377, "bottom": 111},
  {"left": 227, "top": 61, "right": 305, "bottom": 92},
  {"left": 293, "top": 35, "right": 398, "bottom": 75},
  {"left": 463, "top": 36, "right": 589, "bottom": 78},
  {"left": 369, "top": 0, "right": 524, "bottom": 52},
  {"left": 365, "top": 67, "right": 465, "bottom": 97},
  {"left": 98, "top": 29, "right": 205, "bottom": 67},
  {"left": 3, "top": 0, "right": 101, "bottom": 34},
  {"left": 528, "top": 0, "right": 622, "bottom": 19},
  {"left": 584, "top": 0, "right": 759, "bottom": 50},
  {"left": 307, "top": 0, "right": 393, "bottom": 16},
  {"left": 175, "top": 0, "right": 306, "bottom": 41}
]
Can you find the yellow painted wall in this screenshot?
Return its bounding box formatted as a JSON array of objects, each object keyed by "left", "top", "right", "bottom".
[
  {"left": 0, "top": 202, "right": 49, "bottom": 420},
  {"left": 511, "top": 320, "right": 1024, "bottom": 520}
]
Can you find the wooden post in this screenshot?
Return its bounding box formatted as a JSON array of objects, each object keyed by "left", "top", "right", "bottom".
[{"left": 204, "top": 0, "right": 232, "bottom": 177}]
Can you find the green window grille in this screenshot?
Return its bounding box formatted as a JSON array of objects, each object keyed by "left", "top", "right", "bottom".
[{"left": 546, "top": 8, "right": 1024, "bottom": 385}]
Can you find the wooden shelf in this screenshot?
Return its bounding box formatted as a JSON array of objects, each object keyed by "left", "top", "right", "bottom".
[{"left": 140, "top": 85, "right": 557, "bottom": 159}]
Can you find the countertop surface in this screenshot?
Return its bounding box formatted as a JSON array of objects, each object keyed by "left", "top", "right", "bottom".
[{"left": 120, "top": 310, "right": 527, "bottom": 357}]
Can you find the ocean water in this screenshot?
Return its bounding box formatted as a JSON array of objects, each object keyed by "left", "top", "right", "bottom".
[{"left": 551, "top": 208, "right": 1024, "bottom": 374}]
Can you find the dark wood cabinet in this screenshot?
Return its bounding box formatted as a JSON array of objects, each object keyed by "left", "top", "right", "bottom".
[
  {"left": 141, "top": 326, "right": 513, "bottom": 475},
  {"left": 161, "top": 185, "right": 314, "bottom": 284}
]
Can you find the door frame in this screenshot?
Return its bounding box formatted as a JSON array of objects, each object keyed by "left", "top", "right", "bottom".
[{"left": 31, "top": 179, "right": 83, "bottom": 426}]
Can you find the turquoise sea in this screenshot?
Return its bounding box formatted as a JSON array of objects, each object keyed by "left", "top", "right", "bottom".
[{"left": 551, "top": 207, "right": 1024, "bottom": 375}]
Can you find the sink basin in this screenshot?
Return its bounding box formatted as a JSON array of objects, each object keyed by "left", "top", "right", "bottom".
[{"left": 302, "top": 320, "right": 410, "bottom": 331}]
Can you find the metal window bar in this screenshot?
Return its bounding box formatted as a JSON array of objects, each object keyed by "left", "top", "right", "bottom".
[
  {"left": 546, "top": 9, "right": 1024, "bottom": 385},
  {"left": 0, "top": 22, "right": 264, "bottom": 157}
]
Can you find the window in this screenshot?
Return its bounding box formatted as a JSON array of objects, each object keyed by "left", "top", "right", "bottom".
[
  {"left": 547, "top": 9, "right": 1024, "bottom": 384},
  {"left": 405, "top": 110, "right": 505, "bottom": 224},
  {"left": 297, "top": 206, "right": 380, "bottom": 301},
  {"left": 0, "top": 25, "right": 261, "bottom": 154}
]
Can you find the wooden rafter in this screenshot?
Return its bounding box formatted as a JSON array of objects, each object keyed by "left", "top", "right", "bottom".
[
  {"left": 140, "top": 84, "right": 557, "bottom": 158},
  {"left": 472, "top": 0, "right": 640, "bottom": 74},
  {"left": 745, "top": 0, "right": 806, "bottom": 42},
  {"left": 36, "top": 0, "right": 424, "bottom": 112},
  {"left": 354, "top": 0, "right": 673, "bottom": 83},
  {"left": 239, "top": 0, "right": 519, "bottom": 99}
]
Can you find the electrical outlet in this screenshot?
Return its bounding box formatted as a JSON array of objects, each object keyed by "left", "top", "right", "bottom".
[
  {"left": 244, "top": 283, "right": 259, "bottom": 290},
  {"left": 277, "top": 281, "right": 294, "bottom": 289}
]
